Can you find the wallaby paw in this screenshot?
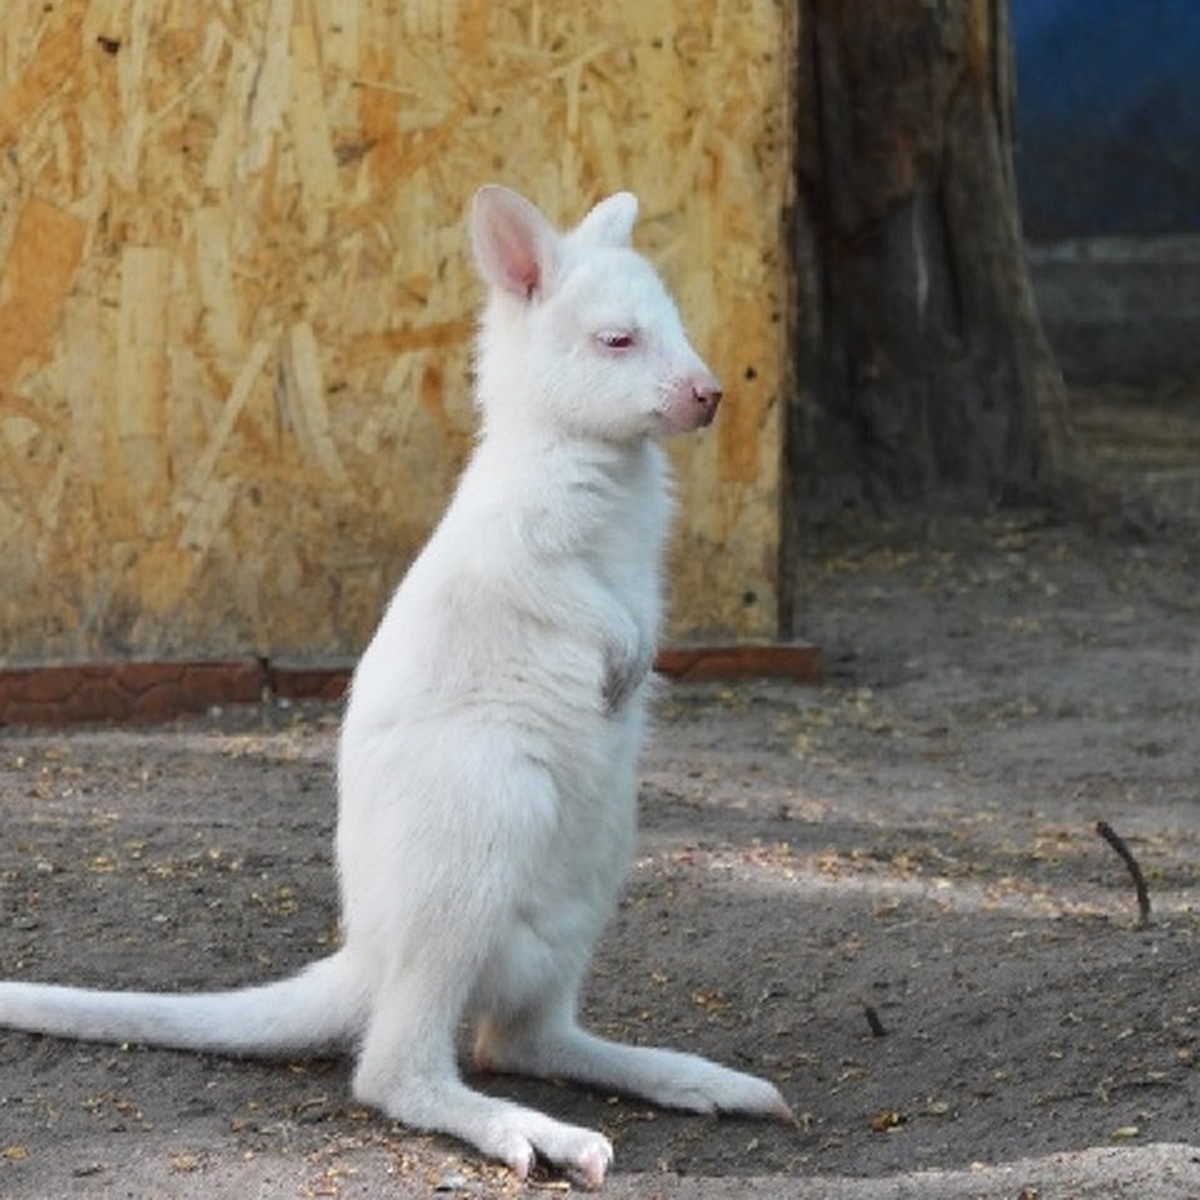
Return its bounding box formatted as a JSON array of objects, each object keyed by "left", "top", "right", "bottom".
[
  {"left": 733, "top": 1074, "right": 794, "bottom": 1122},
  {"left": 492, "top": 1131, "right": 537, "bottom": 1181},
  {"left": 662, "top": 1066, "right": 792, "bottom": 1121},
  {"left": 490, "top": 1120, "right": 612, "bottom": 1189},
  {"left": 567, "top": 1132, "right": 614, "bottom": 1190},
  {"left": 535, "top": 1124, "right": 613, "bottom": 1190}
]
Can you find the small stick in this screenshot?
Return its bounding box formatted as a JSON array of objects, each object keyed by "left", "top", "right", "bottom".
[
  {"left": 1095, "top": 820, "right": 1151, "bottom": 929},
  {"left": 863, "top": 1003, "right": 888, "bottom": 1038}
]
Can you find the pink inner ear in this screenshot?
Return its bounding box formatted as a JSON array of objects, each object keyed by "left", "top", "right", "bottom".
[
  {"left": 489, "top": 220, "right": 541, "bottom": 297},
  {"left": 513, "top": 256, "right": 540, "bottom": 299},
  {"left": 472, "top": 186, "right": 560, "bottom": 300}
]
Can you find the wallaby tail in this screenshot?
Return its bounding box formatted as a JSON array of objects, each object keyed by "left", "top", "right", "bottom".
[{"left": 0, "top": 950, "right": 364, "bottom": 1056}]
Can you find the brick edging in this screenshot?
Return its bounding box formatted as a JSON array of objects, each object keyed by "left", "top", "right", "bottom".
[
  {"left": 0, "top": 644, "right": 819, "bottom": 727},
  {"left": 655, "top": 643, "right": 821, "bottom": 682}
]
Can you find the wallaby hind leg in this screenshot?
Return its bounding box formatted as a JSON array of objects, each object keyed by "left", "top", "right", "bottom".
[
  {"left": 352, "top": 963, "right": 612, "bottom": 1187},
  {"left": 474, "top": 996, "right": 792, "bottom": 1121}
]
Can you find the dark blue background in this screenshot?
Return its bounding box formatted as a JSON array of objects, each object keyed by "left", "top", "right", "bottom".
[{"left": 1013, "top": 0, "right": 1200, "bottom": 239}]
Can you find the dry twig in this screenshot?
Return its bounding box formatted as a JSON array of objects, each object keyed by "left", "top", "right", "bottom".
[
  {"left": 1095, "top": 820, "right": 1152, "bottom": 929},
  {"left": 863, "top": 1003, "right": 888, "bottom": 1038}
]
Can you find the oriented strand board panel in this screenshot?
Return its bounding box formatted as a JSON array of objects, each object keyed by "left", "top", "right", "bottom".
[{"left": 0, "top": 0, "right": 790, "bottom": 665}]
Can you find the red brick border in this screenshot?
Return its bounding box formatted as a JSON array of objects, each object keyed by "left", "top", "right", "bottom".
[
  {"left": 656, "top": 643, "right": 821, "bottom": 682},
  {"left": 0, "top": 644, "right": 819, "bottom": 727},
  {"left": 0, "top": 662, "right": 265, "bottom": 726}
]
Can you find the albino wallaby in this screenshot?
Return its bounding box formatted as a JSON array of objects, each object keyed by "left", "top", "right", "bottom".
[{"left": 0, "top": 185, "right": 789, "bottom": 1186}]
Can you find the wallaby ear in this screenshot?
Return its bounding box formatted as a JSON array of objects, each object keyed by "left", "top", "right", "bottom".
[
  {"left": 573, "top": 191, "right": 639, "bottom": 248},
  {"left": 470, "top": 185, "right": 560, "bottom": 300}
]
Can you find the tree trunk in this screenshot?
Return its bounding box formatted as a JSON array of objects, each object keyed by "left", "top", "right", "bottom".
[{"left": 789, "top": 0, "right": 1073, "bottom": 519}]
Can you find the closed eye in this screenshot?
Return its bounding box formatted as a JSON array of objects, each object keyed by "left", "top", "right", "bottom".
[{"left": 595, "top": 329, "right": 637, "bottom": 351}]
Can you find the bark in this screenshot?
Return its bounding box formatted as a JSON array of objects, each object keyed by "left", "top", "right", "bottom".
[{"left": 789, "top": 0, "right": 1073, "bottom": 518}]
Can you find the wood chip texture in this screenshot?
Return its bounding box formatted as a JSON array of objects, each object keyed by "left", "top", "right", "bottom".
[{"left": 0, "top": 0, "right": 791, "bottom": 663}]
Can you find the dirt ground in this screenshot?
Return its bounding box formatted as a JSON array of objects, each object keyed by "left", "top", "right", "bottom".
[{"left": 1, "top": 399, "right": 1199, "bottom": 1197}]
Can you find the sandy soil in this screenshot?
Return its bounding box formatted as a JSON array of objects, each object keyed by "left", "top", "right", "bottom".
[{"left": 1, "top": 506, "right": 1197, "bottom": 1198}]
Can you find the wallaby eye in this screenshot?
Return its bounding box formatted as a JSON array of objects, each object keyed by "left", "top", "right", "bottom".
[{"left": 595, "top": 329, "right": 636, "bottom": 351}]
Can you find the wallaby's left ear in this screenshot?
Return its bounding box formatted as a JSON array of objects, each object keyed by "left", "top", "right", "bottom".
[
  {"left": 573, "top": 192, "right": 639, "bottom": 248},
  {"left": 470, "top": 185, "right": 560, "bottom": 300}
]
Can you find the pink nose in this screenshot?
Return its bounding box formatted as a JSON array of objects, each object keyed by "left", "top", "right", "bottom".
[{"left": 691, "top": 375, "right": 723, "bottom": 426}]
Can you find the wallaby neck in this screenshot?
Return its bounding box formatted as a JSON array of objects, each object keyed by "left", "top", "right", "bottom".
[
  {"left": 472, "top": 424, "right": 665, "bottom": 493},
  {"left": 448, "top": 429, "right": 671, "bottom": 567}
]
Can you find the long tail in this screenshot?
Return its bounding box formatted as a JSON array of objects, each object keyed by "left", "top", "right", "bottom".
[{"left": 0, "top": 950, "right": 364, "bottom": 1056}]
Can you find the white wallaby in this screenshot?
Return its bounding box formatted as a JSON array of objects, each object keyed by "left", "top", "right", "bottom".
[{"left": 0, "top": 185, "right": 789, "bottom": 1186}]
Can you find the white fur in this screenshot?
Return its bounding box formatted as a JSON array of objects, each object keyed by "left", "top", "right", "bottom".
[{"left": 0, "top": 186, "right": 787, "bottom": 1187}]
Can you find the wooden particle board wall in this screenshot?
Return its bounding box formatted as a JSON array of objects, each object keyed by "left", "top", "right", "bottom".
[{"left": 0, "top": 0, "right": 792, "bottom": 667}]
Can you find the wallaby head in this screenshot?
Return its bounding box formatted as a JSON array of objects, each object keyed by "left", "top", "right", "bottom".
[{"left": 469, "top": 185, "right": 722, "bottom": 444}]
